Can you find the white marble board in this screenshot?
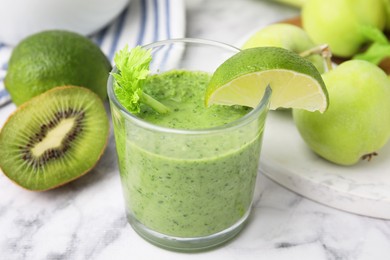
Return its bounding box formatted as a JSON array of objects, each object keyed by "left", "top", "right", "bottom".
[{"left": 260, "top": 110, "right": 390, "bottom": 219}]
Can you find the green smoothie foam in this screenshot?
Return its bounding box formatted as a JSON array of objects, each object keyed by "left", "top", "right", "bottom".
[
  {"left": 112, "top": 70, "right": 264, "bottom": 237},
  {"left": 139, "top": 70, "right": 250, "bottom": 129}
]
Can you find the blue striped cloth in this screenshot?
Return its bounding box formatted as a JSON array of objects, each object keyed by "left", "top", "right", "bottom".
[{"left": 0, "top": 0, "right": 185, "bottom": 107}]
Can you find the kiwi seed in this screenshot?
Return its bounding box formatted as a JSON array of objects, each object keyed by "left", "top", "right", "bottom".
[{"left": 20, "top": 108, "right": 85, "bottom": 168}]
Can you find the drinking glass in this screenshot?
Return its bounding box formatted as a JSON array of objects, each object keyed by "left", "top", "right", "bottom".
[{"left": 108, "top": 38, "right": 271, "bottom": 251}]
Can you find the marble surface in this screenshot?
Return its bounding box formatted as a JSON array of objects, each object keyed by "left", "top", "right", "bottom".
[{"left": 1, "top": 0, "right": 390, "bottom": 259}]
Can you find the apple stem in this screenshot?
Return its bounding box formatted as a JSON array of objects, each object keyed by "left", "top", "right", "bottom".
[
  {"left": 322, "top": 45, "right": 333, "bottom": 72},
  {"left": 300, "top": 44, "right": 333, "bottom": 72}
]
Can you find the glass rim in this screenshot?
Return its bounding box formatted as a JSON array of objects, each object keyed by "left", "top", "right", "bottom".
[
  {"left": 142, "top": 37, "right": 240, "bottom": 52},
  {"left": 107, "top": 37, "right": 272, "bottom": 135}
]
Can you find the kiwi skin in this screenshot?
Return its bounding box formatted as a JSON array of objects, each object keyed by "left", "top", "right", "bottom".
[{"left": 0, "top": 86, "right": 109, "bottom": 191}]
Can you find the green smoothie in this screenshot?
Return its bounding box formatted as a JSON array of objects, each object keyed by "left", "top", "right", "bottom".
[
  {"left": 139, "top": 70, "right": 250, "bottom": 129},
  {"left": 112, "top": 70, "right": 265, "bottom": 238}
]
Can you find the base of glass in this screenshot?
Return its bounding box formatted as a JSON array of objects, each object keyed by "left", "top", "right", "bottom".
[{"left": 127, "top": 209, "right": 251, "bottom": 252}]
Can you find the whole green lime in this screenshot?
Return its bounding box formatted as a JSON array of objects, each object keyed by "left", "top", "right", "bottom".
[{"left": 5, "top": 30, "right": 111, "bottom": 105}]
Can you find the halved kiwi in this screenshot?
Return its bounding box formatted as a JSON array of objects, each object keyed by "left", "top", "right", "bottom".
[{"left": 0, "top": 86, "right": 109, "bottom": 191}]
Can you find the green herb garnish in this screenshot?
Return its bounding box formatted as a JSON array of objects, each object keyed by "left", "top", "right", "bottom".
[
  {"left": 353, "top": 25, "right": 390, "bottom": 65},
  {"left": 111, "top": 45, "right": 170, "bottom": 114}
]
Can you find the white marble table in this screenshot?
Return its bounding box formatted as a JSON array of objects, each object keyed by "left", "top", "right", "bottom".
[{"left": 1, "top": 0, "right": 390, "bottom": 259}]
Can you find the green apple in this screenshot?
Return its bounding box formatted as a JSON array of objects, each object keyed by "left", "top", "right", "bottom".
[
  {"left": 302, "top": 0, "right": 387, "bottom": 58},
  {"left": 293, "top": 60, "right": 390, "bottom": 166},
  {"left": 242, "top": 23, "right": 325, "bottom": 73}
]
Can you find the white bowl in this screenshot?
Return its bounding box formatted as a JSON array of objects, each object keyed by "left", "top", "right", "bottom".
[{"left": 0, "top": 0, "right": 130, "bottom": 45}]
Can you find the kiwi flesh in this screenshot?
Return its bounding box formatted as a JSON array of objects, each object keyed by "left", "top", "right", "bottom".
[{"left": 0, "top": 86, "right": 109, "bottom": 191}]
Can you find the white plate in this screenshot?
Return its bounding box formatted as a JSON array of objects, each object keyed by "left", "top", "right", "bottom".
[{"left": 260, "top": 110, "right": 390, "bottom": 219}]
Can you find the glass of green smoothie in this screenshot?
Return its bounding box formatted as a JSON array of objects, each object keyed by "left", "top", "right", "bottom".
[{"left": 108, "top": 38, "right": 271, "bottom": 251}]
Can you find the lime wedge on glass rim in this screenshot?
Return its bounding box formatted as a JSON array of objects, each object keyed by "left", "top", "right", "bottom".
[{"left": 205, "top": 47, "right": 328, "bottom": 113}]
